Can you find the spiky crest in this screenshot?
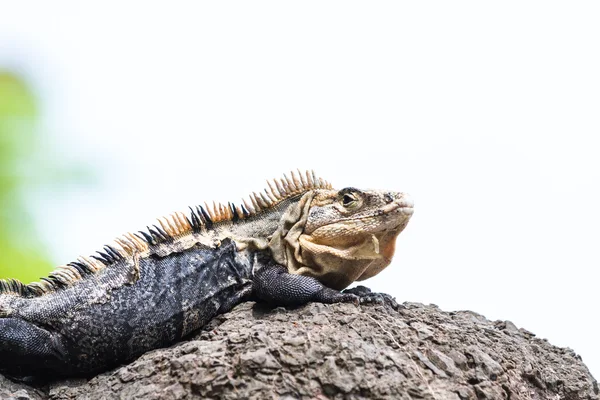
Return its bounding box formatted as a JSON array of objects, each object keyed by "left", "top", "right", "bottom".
[{"left": 0, "top": 170, "right": 332, "bottom": 298}]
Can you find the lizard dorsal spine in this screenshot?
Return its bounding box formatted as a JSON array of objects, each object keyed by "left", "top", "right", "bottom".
[{"left": 0, "top": 170, "right": 332, "bottom": 298}]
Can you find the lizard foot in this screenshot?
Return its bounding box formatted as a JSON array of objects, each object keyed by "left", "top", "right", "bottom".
[{"left": 342, "top": 286, "right": 401, "bottom": 310}]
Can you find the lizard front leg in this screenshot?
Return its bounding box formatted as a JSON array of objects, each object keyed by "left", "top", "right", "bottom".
[{"left": 252, "top": 258, "right": 358, "bottom": 306}]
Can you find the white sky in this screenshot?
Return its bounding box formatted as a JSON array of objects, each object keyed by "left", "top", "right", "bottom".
[{"left": 1, "top": 2, "right": 599, "bottom": 378}]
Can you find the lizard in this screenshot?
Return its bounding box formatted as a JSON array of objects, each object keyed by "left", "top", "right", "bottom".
[{"left": 0, "top": 170, "right": 414, "bottom": 379}]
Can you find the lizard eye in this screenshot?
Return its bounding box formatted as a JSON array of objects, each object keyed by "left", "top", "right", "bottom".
[{"left": 342, "top": 193, "right": 358, "bottom": 208}]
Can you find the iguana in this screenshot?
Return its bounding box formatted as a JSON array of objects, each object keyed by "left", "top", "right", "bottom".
[{"left": 0, "top": 170, "right": 413, "bottom": 379}]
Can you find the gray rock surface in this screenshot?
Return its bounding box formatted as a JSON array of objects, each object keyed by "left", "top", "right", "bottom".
[{"left": 1, "top": 300, "right": 598, "bottom": 399}]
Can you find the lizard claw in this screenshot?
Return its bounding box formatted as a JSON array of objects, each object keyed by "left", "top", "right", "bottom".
[
  {"left": 342, "top": 286, "right": 401, "bottom": 310},
  {"left": 359, "top": 295, "right": 385, "bottom": 305},
  {"left": 342, "top": 285, "right": 373, "bottom": 297},
  {"left": 341, "top": 293, "right": 360, "bottom": 306}
]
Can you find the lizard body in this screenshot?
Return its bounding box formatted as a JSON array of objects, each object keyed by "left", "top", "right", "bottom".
[{"left": 0, "top": 171, "right": 413, "bottom": 378}]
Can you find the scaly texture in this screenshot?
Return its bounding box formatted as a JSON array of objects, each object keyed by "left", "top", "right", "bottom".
[{"left": 0, "top": 171, "right": 414, "bottom": 378}]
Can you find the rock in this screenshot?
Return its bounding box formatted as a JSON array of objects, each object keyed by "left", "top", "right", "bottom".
[
  {"left": 1, "top": 300, "right": 598, "bottom": 399},
  {"left": 0, "top": 375, "right": 45, "bottom": 400}
]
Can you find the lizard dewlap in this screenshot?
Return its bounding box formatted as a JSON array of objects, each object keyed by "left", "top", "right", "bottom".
[{"left": 0, "top": 170, "right": 413, "bottom": 378}]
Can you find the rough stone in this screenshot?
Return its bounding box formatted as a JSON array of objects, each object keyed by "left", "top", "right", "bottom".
[{"left": 1, "top": 300, "right": 598, "bottom": 399}]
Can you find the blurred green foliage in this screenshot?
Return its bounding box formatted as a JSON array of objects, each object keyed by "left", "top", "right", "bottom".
[{"left": 0, "top": 71, "right": 53, "bottom": 283}]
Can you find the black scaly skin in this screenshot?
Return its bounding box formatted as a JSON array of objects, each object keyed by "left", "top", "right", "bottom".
[{"left": 0, "top": 239, "right": 360, "bottom": 379}]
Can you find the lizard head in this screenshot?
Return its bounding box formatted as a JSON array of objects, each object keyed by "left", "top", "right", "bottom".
[{"left": 270, "top": 186, "right": 413, "bottom": 290}]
